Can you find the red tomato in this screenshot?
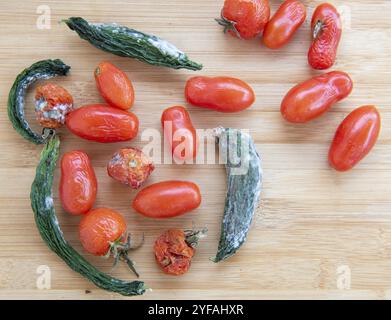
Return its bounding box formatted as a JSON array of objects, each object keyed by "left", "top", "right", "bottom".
[
  {"left": 94, "top": 61, "right": 134, "bottom": 110},
  {"left": 79, "top": 208, "right": 127, "bottom": 256},
  {"left": 217, "top": 0, "right": 270, "bottom": 39},
  {"left": 66, "top": 104, "right": 139, "bottom": 143},
  {"left": 132, "top": 181, "right": 201, "bottom": 219},
  {"left": 329, "top": 106, "right": 381, "bottom": 171},
  {"left": 161, "top": 106, "right": 198, "bottom": 161},
  {"left": 60, "top": 150, "right": 97, "bottom": 215},
  {"left": 107, "top": 147, "right": 155, "bottom": 189},
  {"left": 308, "top": 3, "right": 342, "bottom": 70},
  {"left": 185, "top": 76, "right": 255, "bottom": 113},
  {"left": 281, "top": 71, "right": 353, "bottom": 123},
  {"left": 154, "top": 229, "right": 195, "bottom": 275},
  {"left": 263, "top": 0, "right": 306, "bottom": 49}
]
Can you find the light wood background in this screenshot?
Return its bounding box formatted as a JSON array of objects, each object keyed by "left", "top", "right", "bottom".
[{"left": 1, "top": 0, "right": 391, "bottom": 300}]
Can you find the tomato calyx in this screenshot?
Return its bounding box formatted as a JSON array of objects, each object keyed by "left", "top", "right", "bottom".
[
  {"left": 104, "top": 233, "right": 144, "bottom": 278},
  {"left": 215, "top": 11, "right": 242, "bottom": 39},
  {"left": 184, "top": 227, "right": 208, "bottom": 248},
  {"left": 313, "top": 20, "right": 323, "bottom": 39}
]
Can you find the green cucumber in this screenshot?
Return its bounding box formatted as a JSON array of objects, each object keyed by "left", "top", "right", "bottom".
[
  {"left": 31, "top": 134, "right": 146, "bottom": 296},
  {"left": 64, "top": 17, "right": 202, "bottom": 71},
  {"left": 7, "top": 59, "right": 70, "bottom": 145},
  {"left": 212, "top": 128, "right": 263, "bottom": 262}
]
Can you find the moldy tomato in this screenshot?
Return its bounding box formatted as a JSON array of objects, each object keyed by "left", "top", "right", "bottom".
[
  {"left": 66, "top": 104, "right": 139, "bottom": 143},
  {"left": 263, "top": 0, "right": 306, "bottom": 49},
  {"left": 161, "top": 106, "right": 198, "bottom": 161},
  {"left": 60, "top": 150, "right": 97, "bottom": 215},
  {"left": 185, "top": 76, "right": 255, "bottom": 113},
  {"left": 308, "top": 3, "right": 342, "bottom": 70},
  {"left": 329, "top": 106, "right": 381, "bottom": 172},
  {"left": 216, "top": 0, "right": 270, "bottom": 39},
  {"left": 95, "top": 61, "right": 134, "bottom": 110},
  {"left": 281, "top": 71, "right": 353, "bottom": 123},
  {"left": 35, "top": 82, "right": 73, "bottom": 128},
  {"left": 132, "top": 180, "right": 201, "bottom": 219},
  {"left": 107, "top": 147, "right": 155, "bottom": 189}
]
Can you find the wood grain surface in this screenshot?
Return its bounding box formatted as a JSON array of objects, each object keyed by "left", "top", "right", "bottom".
[{"left": 1, "top": 0, "right": 391, "bottom": 300}]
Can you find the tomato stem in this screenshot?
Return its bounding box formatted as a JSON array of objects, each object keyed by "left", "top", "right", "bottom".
[
  {"left": 215, "top": 11, "right": 241, "bottom": 39},
  {"left": 184, "top": 227, "right": 208, "bottom": 248},
  {"left": 313, "top": 20, "right": 323, "bottom": 39}
]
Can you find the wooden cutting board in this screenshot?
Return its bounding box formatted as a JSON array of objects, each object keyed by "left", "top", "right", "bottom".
[{"left": 1, "top": 0, "right": 391, "bottom": 300}]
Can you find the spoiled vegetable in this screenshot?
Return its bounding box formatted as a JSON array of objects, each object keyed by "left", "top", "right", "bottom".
[{"left": 212, "top": 128, "right": 262, "bottom": 262}]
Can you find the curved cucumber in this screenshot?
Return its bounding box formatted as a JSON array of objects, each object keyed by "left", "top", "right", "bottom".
[
  {"left": 64, "top": 17, "right": 202, "bottom": 71},
  {"left": 212, "top": 128, "right": 263, "bottom": 262},
  {"left": 7, "top": 59, "right": 70, "bottom": 144},
  {"left": 31, "top": 134, "right": 146, "bottom": 296}
]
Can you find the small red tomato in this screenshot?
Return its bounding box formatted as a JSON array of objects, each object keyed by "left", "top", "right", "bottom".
[
  {"left": 95, "top": 61, "right": 134, "bottom": 110},
  {"left": 161, "top": 106, "right": 198, "bottom": 161},
  {"left": 132, "top": 181, "right": 201, "bottom": 219},
  {"left": 281, "top": 71, "right": 353, "bottom": 123},
  {"left": 107, "top": 147, "right": 155, "bottom": 189},
  {"left": 329, "top": 106, "right": 381, "bottom": 172},
  {"left": 79, "top": 208, "right": 127, "bottom": 256},
  {"left": 60, "top": 150, "right": 97, "bottom": 215},
  {"left": 216, "top": 0, "right": 270, "bottom": 39},
  {"left": 263, "top": 0, "right": 306, "bottom": 49},
  {"left": 308, "top": 3, "right": 342, "bottom": 70},
  {"left": 185, "top": 76, "right": 255, "bottom": 113},
  {"left": 35, "top": 83, "right": 73, "bottom": 128},
  {"left": 66, "top": 104, "right": 139, "bottom": 143},
  {"left": 154, "top": 228, "right": 206, "bottom": 275}
]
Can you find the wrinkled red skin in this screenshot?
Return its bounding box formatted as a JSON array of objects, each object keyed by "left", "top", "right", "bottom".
[
  {"left": 308, "top": 3, "right": 342, "bottom": 70},
  {"left": 66, "top": 104, "right": 139, "bottom": 143},
  {"left": 107, "top": 147, "right": 155, "bottom": 189},
  {"left": 154, "top": 229, "right": 195, "bottom": 275},
  {"left": 329, "top": 106, "right": 381, "bottom": 172},
  {"left": 281, "top": 71, "right": 353, "bottom": 123},
  {"left": 263, "top": 0, "right": 306, "bottom": 49},
  {"left": 222, "top": 0, "right": 270, "bottom": 39},
  {"left": 161, "top": 106, "right": 198, "bottom": 161},
  {"left": 132, "top": 180, "right": 202, "bottom": 219},
  {"left": 60, "top": 151, "right": 97, "bottom": 215},
  {"left": 185, "top": 76, "right": 255, "bottom": 113}
]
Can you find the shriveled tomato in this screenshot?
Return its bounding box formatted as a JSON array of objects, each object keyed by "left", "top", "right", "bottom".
[
  {"left": 79, "top": 208, "right": 127, "bottom": 256},
  {"left": 281, "top": 71, "right": 353, "bottom": 123},
  {"left": 107, "top": 147, "right": 155, "bottom": 189},
  {"left": 185, "top": 76, "right": 255, "bottom": 113},
  {"left": 35, "top": 82, "right": 73, "bottom": 128},
  {"left": 60, "top": 150, "right": 97, "bottom": 215},
  {"left": 161, "top": 106, "right": 198, "bottom": 161},
  {"left": 66, "top": 104, "right": 139, "bottom": 143},
  {"left": 308, "top": 3, "right": 342, "bottom": 70},
  {"left": 132, "top": 181, "right": 201, "bottom": 219},
  {"left": 329, "top": 106, "right": 381, "bottom": 172},
  {"left": 94, "top": 61, "right": 134, "bottom": 110},
  {"left": 154, "top": 228, "right": 207, "bottom": 275},
  {"left": 216, "top": 0, "right": 270, "bottom": 39},
  {"left": 263, "top": 0, "right": 306, "bottom": 49}
]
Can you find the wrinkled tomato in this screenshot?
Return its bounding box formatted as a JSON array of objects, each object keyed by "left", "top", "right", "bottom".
[
  {"left": 161, "top": 106, "right": 198, "bottom": 161},
  {"left": 329, "top": 106, "right": 381, "bottom": 172},
  {"left": 66, "top": 104, "right": 139, "bottom": 143},
  {"left": 107, "top": 147, "right": 155, "bottom": 189},
  {"left": 217, "top": 0, "right": 270, "bottom": 39},
  {"left": 132, "top": 180, "right": 201, "bottom": 218},
  {"left": 60, "top": 150, "right": 97, "bottom": 215},
  {"left": 281, "top": 71, "right": 353, "bottom": 123},
  {"left": 79, "top": 208, "right": 127, "bottom": 256},
  {"left": 154, "top": 229, "right": 195, "bottom": 275},
  {"left": 308, "top": 3, "right": 342, "bottom": 70},
  {"left": 35, "top": 82, "right": 73, "bottom": 128},
  {"left": 185, "top": 76, "right": 255, "bottom": 113},
  {"left": 263, "top": 0, "right": 306, "bottom": 49},
  {"left": 95, "top": 61, "right": 134, "bottom": 110}
]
